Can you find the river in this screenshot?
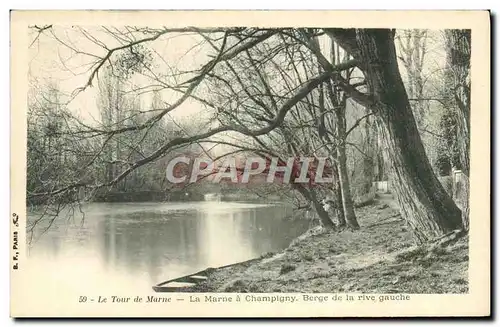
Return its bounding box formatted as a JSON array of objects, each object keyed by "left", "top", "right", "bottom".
[{"left": 25, "top": 201, "right": 310, "bottom": 294}]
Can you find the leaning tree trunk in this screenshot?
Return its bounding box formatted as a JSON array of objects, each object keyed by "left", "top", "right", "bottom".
[
  {"left": 310, "top": 189, "right": 336, "bottom": 230},
  {"left": 295, "top": 184, "right": 335, "bottom": 230},
  {"left": 353, "top": 29, "right": 463, "bottom": 242}
]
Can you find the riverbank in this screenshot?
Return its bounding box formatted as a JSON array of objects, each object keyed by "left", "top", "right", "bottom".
[{"left": 191, "top": 201, "right": 469, "bottom": 293}]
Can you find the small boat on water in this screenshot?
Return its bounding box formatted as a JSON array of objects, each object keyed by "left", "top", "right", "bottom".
[{"left": 152, "top": 258, "right": 259, "bottom": 292}]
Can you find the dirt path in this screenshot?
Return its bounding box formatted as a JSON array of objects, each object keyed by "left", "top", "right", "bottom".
[
  {"left": 190, "top": 201, "right": 469, "bottom": 294},
  {"left": 375, "top": 192, "right": 400, "bottom": 211}
]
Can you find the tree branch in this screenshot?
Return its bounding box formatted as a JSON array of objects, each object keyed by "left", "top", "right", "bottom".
[{"left": 30, "top": 69, "right": 335, "bottom": 198}]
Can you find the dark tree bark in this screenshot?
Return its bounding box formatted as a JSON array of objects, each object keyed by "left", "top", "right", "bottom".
[{"left": 327, "top": 28, "right": 463, "bottom": 242}]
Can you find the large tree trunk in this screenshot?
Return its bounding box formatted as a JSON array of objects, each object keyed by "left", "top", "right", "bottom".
[{"left": 351, "top": 29, "right": 463, "bottom": 242}]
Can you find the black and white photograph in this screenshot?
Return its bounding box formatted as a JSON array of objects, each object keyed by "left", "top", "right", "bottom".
[{"left": 10, "top": 10, "right": 490, "bottom": 317}]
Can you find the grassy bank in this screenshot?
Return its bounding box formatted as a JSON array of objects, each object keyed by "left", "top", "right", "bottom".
[{"left": 191, "top": 201, "right": 469, "bottom": 293}]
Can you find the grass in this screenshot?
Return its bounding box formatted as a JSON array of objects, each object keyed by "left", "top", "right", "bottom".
[
  {"left": 191, "top": 202, "right": 469, "bottom": 294},
  {"left": 280, "top": 264, "right": 297, "bottom": 275}
]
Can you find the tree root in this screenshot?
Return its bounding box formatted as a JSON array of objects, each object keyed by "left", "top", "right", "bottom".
[{"left": 430, "top": 229, "right": 467, "bottom": 247}]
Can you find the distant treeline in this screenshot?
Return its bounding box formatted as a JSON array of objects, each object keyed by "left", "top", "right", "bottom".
[{"left": 93, "top": 190, "right": 206, "bottom": 203}]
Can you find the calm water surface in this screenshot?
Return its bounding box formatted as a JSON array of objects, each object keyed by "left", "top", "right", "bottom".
[{"left": 26, "top": 201, "right": 309, "bottom": 293}]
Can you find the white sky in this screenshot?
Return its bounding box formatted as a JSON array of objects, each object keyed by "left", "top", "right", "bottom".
[{"left": 28, "top": 26, "right": 216, "bottom": 126}]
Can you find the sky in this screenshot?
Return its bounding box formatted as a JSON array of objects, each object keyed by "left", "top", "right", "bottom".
[{"left": 28, "top": 26, "right": 216, "bottom": 125}]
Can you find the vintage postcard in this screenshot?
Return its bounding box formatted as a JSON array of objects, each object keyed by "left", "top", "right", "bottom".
[{"left": 10, "top": 10, "right": 490, "bottom": 318}]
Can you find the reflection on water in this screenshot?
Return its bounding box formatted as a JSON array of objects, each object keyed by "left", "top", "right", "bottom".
[{"left": 27, "top": 201, "right": 309, "bottom": 292}]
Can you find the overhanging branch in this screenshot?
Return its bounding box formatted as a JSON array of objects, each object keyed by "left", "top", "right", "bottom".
[{"left": 30, "top": 69, "right": 335, "bottom": 198}]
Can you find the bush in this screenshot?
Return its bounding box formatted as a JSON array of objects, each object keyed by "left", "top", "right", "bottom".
[{"left": 280, "top": 264, "right": 296, "bottom": 275}]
